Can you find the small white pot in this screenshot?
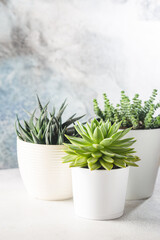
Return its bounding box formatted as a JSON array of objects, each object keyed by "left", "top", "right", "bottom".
[
  {"left": 126, "top": 129, "right": 160, "bottom": 200},
  {"left": 72, "top": 167, "right": 129, "bottom": 220},
  {"left": 17, "top": 138, "right": 72, "bottom": 200}
]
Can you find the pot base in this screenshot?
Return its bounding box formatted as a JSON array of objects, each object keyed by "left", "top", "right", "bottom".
[{"left": 75, "top": 211, "right": 124, "bottom": 221}]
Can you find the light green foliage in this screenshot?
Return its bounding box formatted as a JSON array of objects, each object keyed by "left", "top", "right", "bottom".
[
  {"left": 93, "top": 89, "right": 160, "bottom": 129},
  {"left": 63, "top": 119, "right": 140, "bottom": 170},
  {"left": 15, "top": 96, "right": 84, "bottom": 145}
]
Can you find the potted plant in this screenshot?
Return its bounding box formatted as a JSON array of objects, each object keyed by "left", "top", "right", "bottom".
[
  {"left": 63, "top": 119, "right": 139, "bottom": 220},
  {"left": 15, "top": 96, "right": 84, "bottom": 200},
  {"left": 93, "top": 89, "right": 160, "bottom": 200}
]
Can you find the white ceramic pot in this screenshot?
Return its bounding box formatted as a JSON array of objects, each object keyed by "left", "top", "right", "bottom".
[
  {"left": 72, "top": 167, "right": 129, "bottom": 220},
  {"left": 126, "top": 129, "right": 160, "bottom": 200},
  {"left": 17, "top": 138, "right": 72, "bottom": 200}
]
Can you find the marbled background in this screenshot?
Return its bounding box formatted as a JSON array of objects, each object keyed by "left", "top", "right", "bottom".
[{"left": 0, "top": 0, "right": 160, "bottom": 168}]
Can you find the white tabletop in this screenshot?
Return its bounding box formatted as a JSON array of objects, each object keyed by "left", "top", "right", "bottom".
[{"left": 0, "top": 168, "right": 160, "bottom": 240}]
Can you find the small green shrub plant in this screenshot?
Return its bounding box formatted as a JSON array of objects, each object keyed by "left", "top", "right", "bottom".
[
  {"left": 93, "top": 89, "right": 160, "bottom": 129},
  {"left": 63, "top": 119, "right": 140, "bottom": 170},
  {"left": 15, "top": 96, "right": 84, "bottom": 145}
]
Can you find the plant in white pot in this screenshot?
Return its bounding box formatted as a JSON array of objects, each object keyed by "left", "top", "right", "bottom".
[
  {"left": 15, "top": 96, "right": 84, "bottom": 200},
  {"left": 63, "top": 119, "right": 140, "bottom": 220},
  {"left": 93, "top": 89, "right": 160, "bottom": 200}
]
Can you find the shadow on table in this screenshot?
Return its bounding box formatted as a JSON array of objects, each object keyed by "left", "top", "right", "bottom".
[{"left": 123, "top": 200, "right": 145, "bottom": 216}]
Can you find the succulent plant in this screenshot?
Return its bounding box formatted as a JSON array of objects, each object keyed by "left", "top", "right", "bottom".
[
  {"left": 93, "top": 89, "right": 160, "bottom": 129},
  {"left": 15, "top": 96, "right": 84, "bottom": 145},
  {"left": 63, "top": 119, "right": 140, "bottom": 170}
]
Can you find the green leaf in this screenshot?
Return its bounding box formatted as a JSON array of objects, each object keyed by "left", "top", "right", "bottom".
[
  {"left": 93, "top": 127, "right": 104, "bottom": 143},
  {"left": 62, "top": 154, "right": 77, "bottom": 163},
  {"left": 88, "top": 161, "right": 101, "bottom": 170},
  {"left": 65, "top": 135, "right": 89, "bottom": 146},
  {"left": 114, "top": 158, "right": 126, "bottom": 168},
  {"left": 100, "top": 149, "right": 115, "bottom": 157},
  {"left": 100, "top": 138, "right": 112, "bottom": 147},
  {"left": 119, "top": 128, "right": 132, "bottom": 139},
  {"left": 102, "top": 156, "right": 114, "bottom": 163},
  {"left": 100, "top": 159, "right": 113, "bottom": 170},
  {"left": 31, "top": 131, "right": 41, "bottom": 144},
  {"left": 86, "top": 122, "right": 93, "bottom": 138},
  {"left": 75, "top": 157, "right": 88, "bottom": 165},
  {"left": 36, "top": 95, "right": 43, "bottom": 111},
  {"left": 87, "top": 157, "right": 98, "bottom": 164},
  {"left": 92, "top": 152, "right": 102, "bottom": 158},
  {"left": 125, "top": 161, "right": 139, "bottom": 167},
  {"left": 16, "top": 116, "right": 32, "bottom": 142},
  {"left": 92, "top": 144, "right": 104, "bottom": 150},
  {"left": 81, "top": 133, "right": 94, "bottom": 144},
  {"left": 111, "top": 131, "right": 123, "bottom": 142}
]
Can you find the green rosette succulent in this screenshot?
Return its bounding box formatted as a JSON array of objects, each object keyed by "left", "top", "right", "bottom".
[
  {"left": 63, "top": 119, "right": 140, "bottom": 170},
  {"left": 15, "top": 96, "right": 84, "bottom": 145}
]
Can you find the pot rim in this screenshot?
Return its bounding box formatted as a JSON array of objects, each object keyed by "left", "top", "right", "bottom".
[
  {"left": 17, "top": 137, "right": 66, "bottom": 149},
  {"left": 71, "top": 166, "right": 129, "bottom": 173},
  {"left": 125, "top": 128, "right": 160, "bottom": 131}
]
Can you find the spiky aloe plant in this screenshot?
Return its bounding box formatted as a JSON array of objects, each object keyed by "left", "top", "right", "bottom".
[
  {"left": 63, "top": 119, "right": 140, "bottom": 170},
  {"left": 15, "top": 96, "right": 84, "bottom": 145},
  {"left": 93, "top": 89, "right": 160, "bottom": 129}
]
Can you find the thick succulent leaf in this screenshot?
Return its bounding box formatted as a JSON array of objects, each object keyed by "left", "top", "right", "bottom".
[
  {"left": 65, "top": 135, "right": 89, "bottom": 146},
  {"left": 24, "top": 120, "right": 30, "bottom": 132},
  {"left": 86, "top": 122, "right": 93, "bottom": 138},
  {"left": 92, "top": 144, "right": 104, "bottom": 150},
  {"left": 81, "top": 133, "right": 94, "bottom": 144},
  {"left": 108, "top": 147, "right": 136, "bottom": 154},
  {"left": 99, "top": 123, "right": 107, "bottom": 138},
  {"left": 16, "top": 117, "right": 32, "bottom": 142},
  {"left": 93, "top": 127, "right": 104, "bottom": 143},
  {"left": 114, "top": 158, "right": 126, "bottom": 168},
  {"left": 90, "top": 121, "right": 96, "bottom": 133},
  {"left": 114, "top": 138, "right": 135, "bottom": 145},
  {"left": 15, "top": 122, "right": 23, "bottom": 140},
  {"left": 125, "top": 156, "right": 140, "bottom": 162},
  {"left": 29, "top": 110, "right": 37, "bottom": 135},
  {"left": 125, "top": 160, "right": 139, "bottom": 167},
  {"left": 102, "top": 156, "right": 114, "bottom": 163},
  {"left": 62, "top": 154, "right": 77, "bottom": 163},
  {"left": 88, "top": 161, "right": 101, "bottom": 170},
  {"left": 79, "top": 145, "right": 96, "bottom": 152},
  {"left": 64, "top": 149, "right": 77, "bottom": 155},
  {"left": 100, "top": 159, "right": 113, "bottom": 170},
  {"left": 92, "top": 152, "right": 102, "bottom": 158},
  {"left": 100, "top": 138, "right": 112, "bottom": 147},
  {"left": 114, "top": 153, "right": 128, "bottom": 159},
  {"left": 100, "top": 149, "right": 115, "bottom": 157},
  {"left": 69, "top": 162, "right": 76, "bottom": 167},
  {"left": 92, "top": 118, "right": 99, "bottom": 127},
  {"left": 31, "top": 131, "right": 41, "bottom": 144},
  {"left": 36, "top": 95, "right": 43, "bottom": 111},
  {"left": 119, "top": 127, "right": 132, "bottom": 139},
  {"left": 87, "top": 157, "right": 98, "bottom": 164},
  {"left": 113, "top": 140, "right": 136, "bottom": 147},
  {"left": 62, "top": 115, "right": 84, "bottom": 129},
  {"left": 65, "top": 144, "right": 84, "bottom": 152},
  {"left": 56, "top": 100, "right": 67, "bottom": 121},
  {"left": 75, "top": 157, "right": 88, "bottom": 165}
]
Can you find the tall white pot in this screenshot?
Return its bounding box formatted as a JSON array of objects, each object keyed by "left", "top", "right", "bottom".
[
  {"left": 72, "top": 167, "right": 129, "bottom": 220},
  {"left": 126, "top": 129, "right": 160, "bottom": 200},
  {"left": 17, "top": 138, "right": 72, "bottom": 200}
]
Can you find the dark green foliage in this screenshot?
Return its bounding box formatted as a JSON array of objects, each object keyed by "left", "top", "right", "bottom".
[
  {"left": 15, "top": 96, "right": 84, "bottom": 145},
  {"left": 93, "top": 89, "right": 160, "bottom": 129},
  {"left": 63, "top": 119, "right": 140, "bottom": 170}
]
